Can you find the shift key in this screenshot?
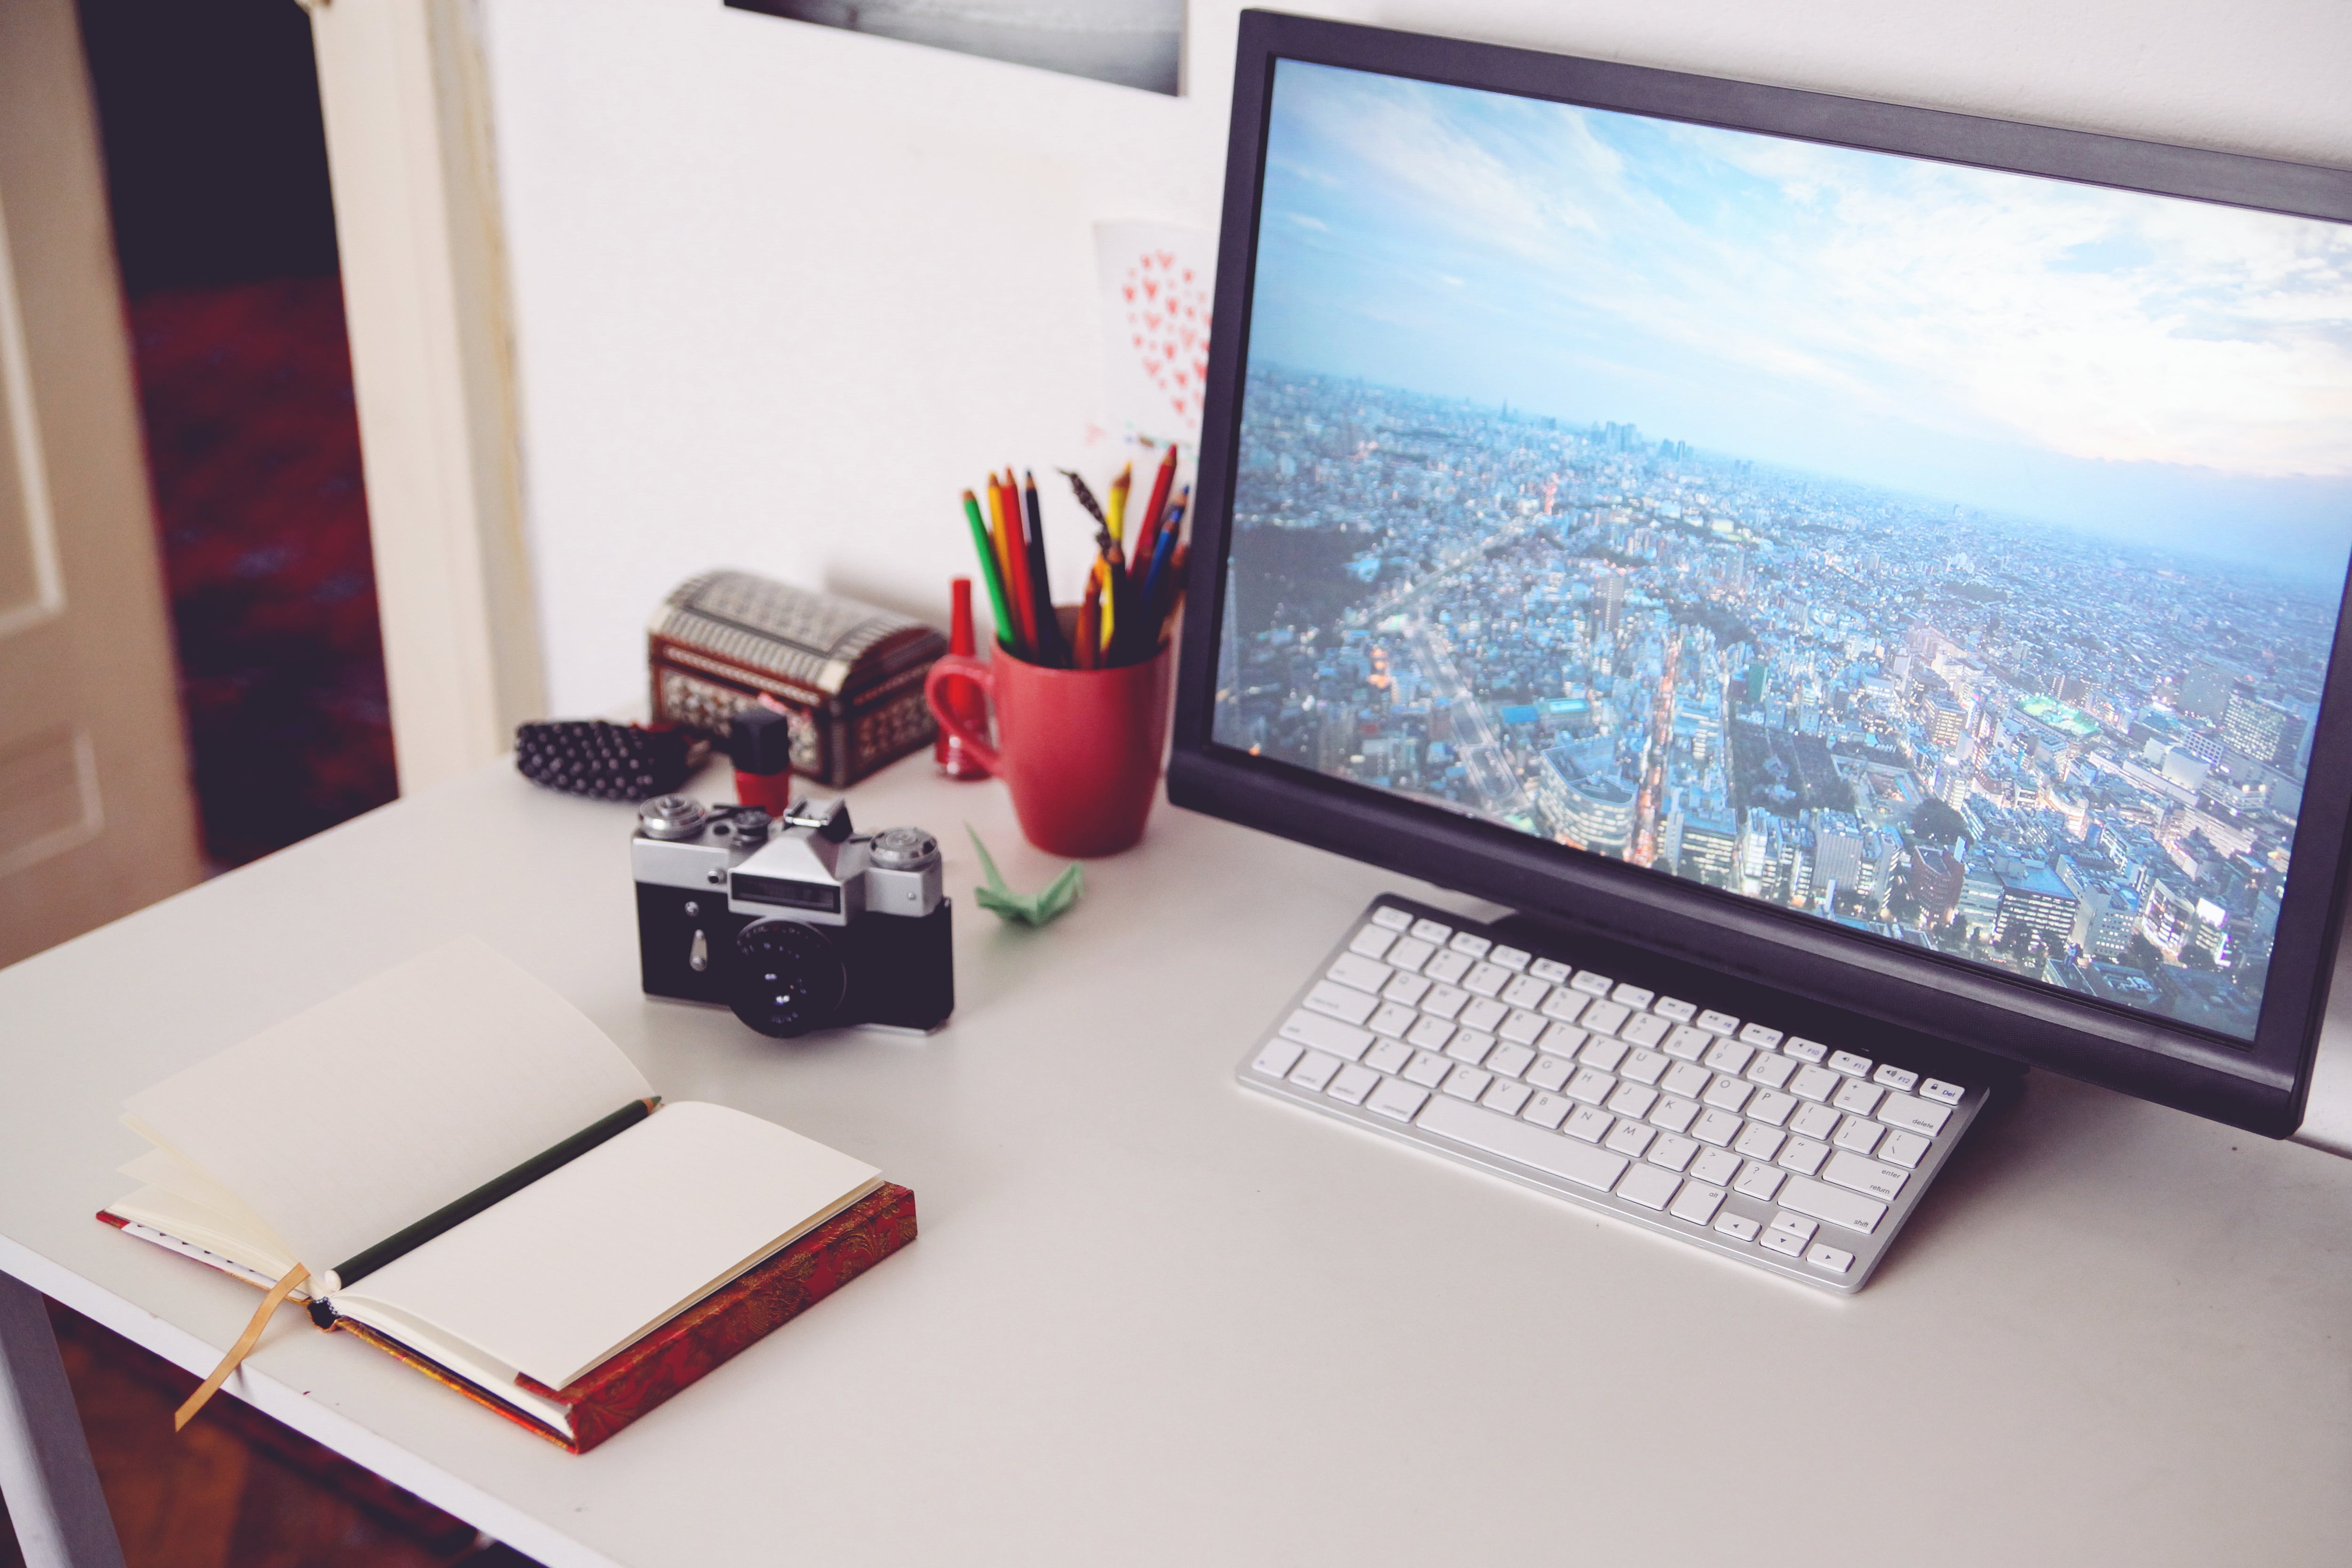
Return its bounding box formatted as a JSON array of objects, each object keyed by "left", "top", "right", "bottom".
[{"left": 1279, "top": 1009, "right": 1373, "bottom": 1062}]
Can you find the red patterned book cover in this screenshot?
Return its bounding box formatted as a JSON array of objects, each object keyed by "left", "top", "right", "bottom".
[{"left": 102, "top": 1182, "right": 916, "bottom": 1454}]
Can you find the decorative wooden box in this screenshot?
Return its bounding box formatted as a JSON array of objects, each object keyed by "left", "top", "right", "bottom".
[{"left": 648, "top": 570, "right": 946, "bottom": 788}]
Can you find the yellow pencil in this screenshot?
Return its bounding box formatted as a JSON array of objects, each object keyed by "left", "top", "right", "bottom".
[
  {"left": 1097, "top": 557, "right": 1117, "bottom": 654},
  {"left": 1106, "top": 462, "right": 1132, "bottom": 548}
]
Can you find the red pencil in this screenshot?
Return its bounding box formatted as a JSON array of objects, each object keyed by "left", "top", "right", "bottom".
[
  {"left": 1130, "top": 442, "right": 1179, "bottom": 576},
  {"left": 1075, "top": 569, "right": 1102, "bottom": 670},
  {"left": 991, "top": 474, "right": 1036, "bottom": 654}
]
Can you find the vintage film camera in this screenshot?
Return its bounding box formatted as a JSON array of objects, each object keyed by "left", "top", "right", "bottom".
[{"left": 632, "top": 793, "right": 954, "bottom": 1037}]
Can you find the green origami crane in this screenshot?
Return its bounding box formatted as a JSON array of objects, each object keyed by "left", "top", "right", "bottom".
[{"left": 966, "top": 825, "right": 1083, "bottom": 926}]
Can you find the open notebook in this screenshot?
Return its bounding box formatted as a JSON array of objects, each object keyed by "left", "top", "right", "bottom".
[{"left": 102, "top": 940, "right": 912, "bottom": 1449}]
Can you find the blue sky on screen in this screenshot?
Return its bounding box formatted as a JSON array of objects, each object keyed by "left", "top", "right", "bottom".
[{"left": 1249, "top": 61, "right": 2352, "bottom": 579}]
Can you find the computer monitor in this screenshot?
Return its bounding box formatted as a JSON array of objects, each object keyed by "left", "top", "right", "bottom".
[{"left": 1169, "top": 10, "right": 2352, "bottom": 1139}]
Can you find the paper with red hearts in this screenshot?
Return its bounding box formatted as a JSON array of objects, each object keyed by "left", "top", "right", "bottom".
[{"left": 1095, "top": 222, "right": 1215, "bottom": 445}]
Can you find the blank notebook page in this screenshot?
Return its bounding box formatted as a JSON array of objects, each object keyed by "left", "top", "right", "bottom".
[{"left": 346, "top": 1101, "right": 883, "bottom": 1389}]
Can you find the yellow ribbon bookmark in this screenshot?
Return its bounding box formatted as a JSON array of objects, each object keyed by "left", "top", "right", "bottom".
[{"left": 175, "top": 1263, "right": 309, "bottom": 1431}]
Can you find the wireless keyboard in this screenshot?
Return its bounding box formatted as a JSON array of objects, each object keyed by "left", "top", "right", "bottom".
[{"left": 1237, "top": 896, "right": 1997, "bottom": 1293}]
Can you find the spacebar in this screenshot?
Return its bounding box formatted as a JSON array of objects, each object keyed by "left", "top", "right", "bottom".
[{"left": 1414, "top": 1097, "right": 1629, "bottom": 1191}]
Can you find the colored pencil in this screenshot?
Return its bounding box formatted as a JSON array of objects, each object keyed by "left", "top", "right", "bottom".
[
  {"left": 1021, "top": 472, "right": 1067, "bottom": 667},
  {"left": 990, "top": 474, "right": 1034, "bottom": 656},
  {"left": 1132, "top": 443, "right": 1178, "bottom": 576},
  {"left": 1075, "top": 570, "right": 1102, "bottom": 670},
  {"left": 1141, "top": 508, "right": 1181, "bottom": 619},
  {"left": 961, "top": 490, "right": 1015, "bottom": 649},
  {"left": 1106, "top": 462, "right": 1132, "bottom": 548}
]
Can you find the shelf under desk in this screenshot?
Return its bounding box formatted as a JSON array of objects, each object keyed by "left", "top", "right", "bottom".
[{"left": 2, "top": 752, "right": 2349, "bottom": 1568}]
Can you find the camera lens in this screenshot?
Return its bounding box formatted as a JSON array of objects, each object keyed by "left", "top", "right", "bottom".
[{"left": 728, "top": 919, "right": 850, "bottom": 1038}]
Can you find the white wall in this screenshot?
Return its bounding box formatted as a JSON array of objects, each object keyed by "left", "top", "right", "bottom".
[{"left": 479, "top": 0, "right": 2352, "bottom": 715}]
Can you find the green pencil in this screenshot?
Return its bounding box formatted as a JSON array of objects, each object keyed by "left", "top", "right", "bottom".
[{"left": 961, "top": 490, "right": 1016, "bottom": 649}]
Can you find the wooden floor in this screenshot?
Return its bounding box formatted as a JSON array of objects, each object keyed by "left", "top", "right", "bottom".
[{"left": 1, "top": 1300, "right": 538, "bottom": 1568}]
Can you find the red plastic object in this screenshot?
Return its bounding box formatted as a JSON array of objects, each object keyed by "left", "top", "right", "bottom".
[
  {"left": 936, "top": 578, "right": 990, "bottom": 780},
  {"left": 925, "top": 630, "right": 1173, "bottom": 858}
]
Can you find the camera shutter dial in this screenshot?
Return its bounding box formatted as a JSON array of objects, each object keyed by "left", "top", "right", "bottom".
[
  {"left": 728, "top": 919, "right": 850, "bottom": 1038},
  {"left": 868, "top": 827, "right": 940, "bottom": 871}
]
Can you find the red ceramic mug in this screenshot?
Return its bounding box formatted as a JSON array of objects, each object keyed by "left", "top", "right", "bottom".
[{"left": 924, "top": 634, "right": 1173, "bottom": 857}]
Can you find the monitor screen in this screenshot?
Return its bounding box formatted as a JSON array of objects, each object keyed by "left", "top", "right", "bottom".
[{"left": 1210, "top": 57, "right": 2352, "bottom": 1046}]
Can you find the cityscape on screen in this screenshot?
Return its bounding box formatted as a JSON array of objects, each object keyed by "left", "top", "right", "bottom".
[{"left": 1211, "top": 64, "right": 2352, "bottom": 1041}]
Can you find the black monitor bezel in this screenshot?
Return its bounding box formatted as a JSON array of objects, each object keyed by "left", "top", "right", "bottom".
[{"left": 1168, "top": 8, "right": 2352, "bottom": 1137}]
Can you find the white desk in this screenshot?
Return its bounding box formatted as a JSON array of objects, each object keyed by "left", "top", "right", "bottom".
[{"left": 3, "top": 754, "right": 2351, "bottom": 1567}]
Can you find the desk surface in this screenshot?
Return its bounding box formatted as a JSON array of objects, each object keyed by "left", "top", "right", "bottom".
[{"left": 3, "top": 755, "right": 2350, "bottom": 1568}]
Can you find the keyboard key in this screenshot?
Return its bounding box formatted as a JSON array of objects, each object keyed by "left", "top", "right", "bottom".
[
  {"left": 1529, "top": 958, "right": 1572, "bottom": 984},
  {"left": 1654, "top": 997, "right": 1696, "bottom": 1023},
  {"left": 1877, "top": 1128, "right": 1931, "bottom": 1169},
  {"left": 1701, "top": 1074, "right": 1752, "bottom": 1114},
  {"left": 1788, "top": 1101, "right": 1840, "bottom": 1140},
  {"left": 1422, "top": 984, "right": 1470, "bottom": 1020},
  {"left": 1564, "top": 1104, "right": 1613, "bottom": 1142},
  {"left": 1873, "top": 1065, "right": 1919, "bottom": 1092},
  {"left": 1733, "top": 1162, "right": 1786, "bottom": 1201},
  {"left": 1450, "top": 933, "right": 1493, "bottom": 958},
  {"left": 1329, "top": 1063, "right": 1380, "bottom": 1104},
  {"left": 1486, "top": 1041, "right": 1537, "bottom": 1079},
  {"left": 1608, "top": 1082, "right": 1660, "bottom": 1119},
  {"left": 1732, "top": 1122, "right": 1785, "bottom": 1161},
  {"left": 1482, "top": 1079, "right": 1534, "bottom": 1116},
  {"left": 1663, "top": 1024, "right": 1714, "bottom": 1061},
  {"left": 1878, "top": 1092, "right": 1953, "bottom": 1137},
  {"left": 1697, "top": 1009, "right": 1740, "bottom": 1035},
  {"left": 1832, "top": 1078, "right": 1885, "bottom": 1117},
  {"left": 1403, "top": 1050, "right": 1453, "bottom": 1087},
  {"left": 1498, "top": 1009, "right": 1549, "bottom": 1045},
  {"left": 1669, "top": 1181, "right": 1726, "bottom": 1226},
  {"left": 1459, "top": 997, "right": 1509, "bottom": 1032},
  {"left": 1371, "top": 906, "right": 1413, "bottom": 931},
  {"left": 1367, "top": 1078, "right": 1429, "bottom": 1120},
  {"left": 1649, "top": 1097, "right": 1700, "bottom": 1135},
  {"left": 1782, "top": 1037, "right": 1828, "bottom": 1063},
  {"left": 1646, "top": 1133, "right": 1703, "bottom": 1171},
  {"left": 1805, "top": 1243, "right": 1855, "bottom": 1275},
  {"left": 1253, "top": 1039, "right": 1303, "bottom": 1078},
  {"left": 1822, "top": 1150, "right": 1908, "bottom": 1203},
  {"left": 1745, "top": 1053, "right": 1796, "bottom": 1090},
  {"left": 1350, "top": 926, "right": 1398, "bottom": 960},
  {"left": 1410, "top": 919, "right": 1453, "bottom": 943},
  {"left": 1739, "top": 1023, "right": 1784, "bottom": 1049},
  {"left": 1689, "top": 1146, "right": 1741, "bottom": 1186},
  {"left": 1522, "top": 1092, "right": 1572, "bottom": 1130},
  {"left": 1463, "top": 963, "right": 1511, "bottom": 999},
  {"left": 1603, "top": 1119, "right": 1656, "bottom": 1157},
  {"left": 1383, "top": 973, "right": 1433, "bottom": 1007},
  {"left": 1777, "top": 1138, "right": 1830, "bottom": 1177},
  {"left": 1304, "top": 982, "right": 1379, "bottom": 1026},
  {"left": 1491, "top": 945, "right": 1531, "bottom": 972},
  {"left": 1571, "top": 971, "right": 1616, "bottom": 996},
  {"left": 1500, "top": 974, "right": 1550, "bottom": 1009},
  {"left": 1578, "top": 1035, "right": 1629, "bottom": 1073},
  {"left": 1691, "top": 1109, "right": 1743, "bottom": 1147},
  {"left": 1279, "top": 1010, "right": 1374, "bottom": 1061},
  {"left": 1714, "top": 1211, "right": 1762, "bottom": 1242},
  {"left": 1616, "top": 1163, "right": 1682, "bottom": 1209},
  {"left": 1446, "top": 1031, "right": 1496, "bottom": 1066},
  {"left": 1289, "top": 1051, "right": 1341, "bottom": 1091},
  {"left": 1367, "top": 1000, "right": 1419, "bottom": 1037},
  {"left": 1919, "top": 1077, "right": 1965, "bottom": 1107},
  {"left": 1538, "top": 1022, "right": 1591, "bottom": 1058},
  {"left": 1415, "top": 1098, "right": 1630, "bottom": 1192},
  {"left": 1443, "top": 1065, "right": 1493, "bottom": 1101},
  {"left": 1777, "top": 1174, "right": 1888, "bottom": 1235},
  {"left": 1769, "top": 1211, "right": 1818, "bottom": 1245},
  {"left": 1746, "top": 1089, "right": 1796, "bottom": 1126},
  {"left": 1581, "top": 1000, "right": 1632, "bottom": 1036},
  {"left": 1661, "top": 1061, "right": 1711, "bottom": 1098},
  {"left": 1542, "top": 988, "right": 1590, "bottom": 1023},
  {"left": 1612, "top": 983, "right": 1656, "bottom": 1009},
  {"left": 1386, "top": 937, "right": 1435, "bottom": 973},
  {"left": 1566, "top": 1067, "right": 1616, "bottom": 1105},
  {"left": 1828, "top": 1050, "right": 1873, "bottom": 1077},
  {"left": 1620, "top": 1048, "right": 1669, "bottom": 1085},
  {"left": 1365, "top": 1037, "right": 1412, "bottom": 1074},
  {"left": 1327, "top": 953, "right": 1393, "bottom": 993},
  {"left": 1425, "top": 950, "right": 1473, "bottom": 985},
  {"left": 1621, "top": 1013, "right": 1672, "bottom": 1050},
  {"left": 1701, "top": 1036, "right": 1754, "bottom": 1074},
  {"left": 1406, "top": 1016, "right": 1457, "bottom": 1052},
  {"left": 1526, "top": 1055, "right": 1573, "bottom": 1092},
  {"left": 1831, "top": 1116, "right": 1883, "bottom": 1156},
  {"left": 1789, "top": 1064, "right": 1841, "bottom": 1102},
  {"left": 1760, "top": 1228, "right": 1806, "bottom": 1259}
]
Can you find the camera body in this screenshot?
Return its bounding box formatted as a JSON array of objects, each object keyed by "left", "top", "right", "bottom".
[{"left": 632, "top": 793, "right": 954, "bottom": 1037}]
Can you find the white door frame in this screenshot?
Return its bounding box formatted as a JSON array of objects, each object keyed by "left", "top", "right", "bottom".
[{"left": 304, "top": 0, "right": 544, "bottom": 794}]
